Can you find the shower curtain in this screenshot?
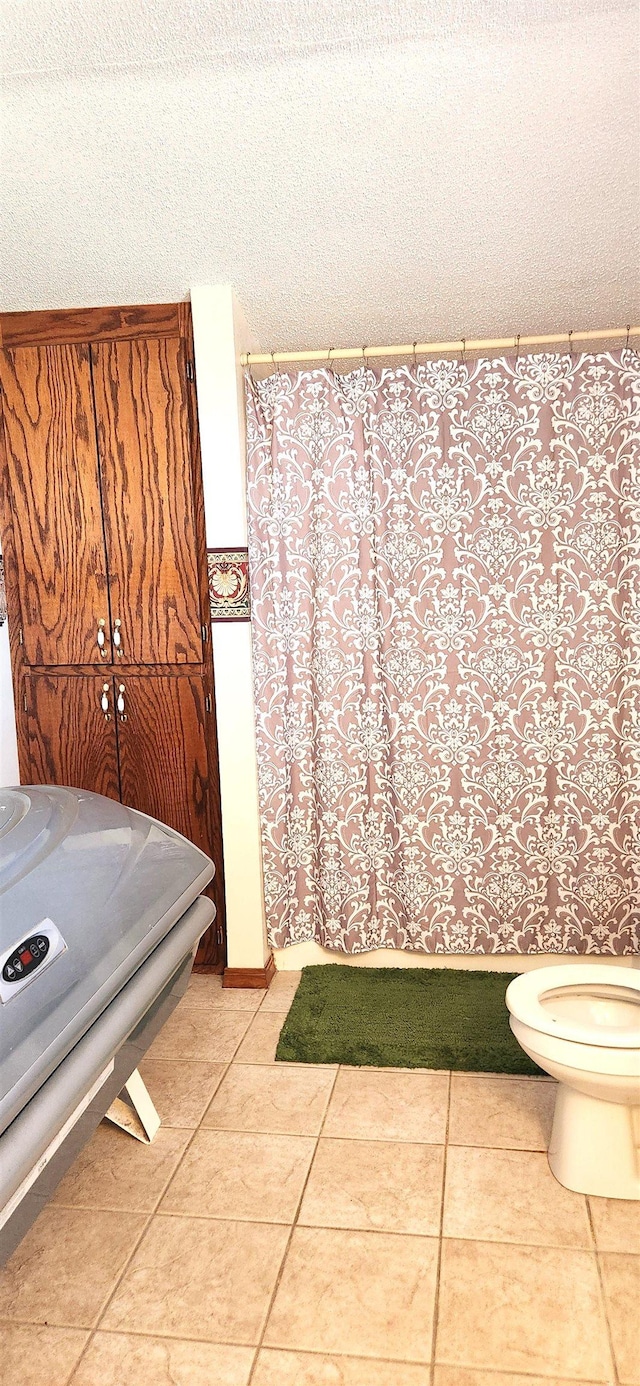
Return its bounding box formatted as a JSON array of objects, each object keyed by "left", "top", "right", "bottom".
[{"left": 245, "top": 350, "right": 639, "bottom": 955}]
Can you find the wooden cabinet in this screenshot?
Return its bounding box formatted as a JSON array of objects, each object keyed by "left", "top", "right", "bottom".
[
  {"left": 0, "top": 303, "right": 225, "bottom": 970},
  {"left": 115, "top": 674, "right": 211, "bottom": 853},
  {"left": 25, "top": 672, "right": 120, "bottom": 802},
  {"left": 0, "top": 344, "right": 110, "bottom": 667},
  {"left": 25, "top": 671, "right": 212, "bottom": 857},
  {"left": 92, "top": 338, "right": 203, "bottom": 666},
  {"left": 0, "top": 335, "right": 204, "bottom": 670}
]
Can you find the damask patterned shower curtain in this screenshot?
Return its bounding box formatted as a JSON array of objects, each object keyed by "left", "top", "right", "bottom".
[{"left": 245, "top": 351, "right": 639, "bottom": 955}]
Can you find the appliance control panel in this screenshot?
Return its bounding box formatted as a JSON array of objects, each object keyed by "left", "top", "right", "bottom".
[{"left": 0, "top": 918, "right": 67, "bottom": 1004}]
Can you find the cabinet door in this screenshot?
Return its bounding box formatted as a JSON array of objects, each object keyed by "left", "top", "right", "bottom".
[
  {"left": 115, "top": 674, "right": 210, "bottom": 851},
  {"left": 0, "top": 345, "right": 111, "bottom": 666},
  {"left": 92, "top": 338, "right": 203, "bottom": 666},
  {"left": 25, "top": 672, "right": 120, "bottom": 800}
]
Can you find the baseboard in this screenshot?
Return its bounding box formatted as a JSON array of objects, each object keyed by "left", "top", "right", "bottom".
[
  {"left": 272, "top": 944, "right": 639, "bottom": 973},
  {"left": 223, "top": 954, "right": 276, "bottom": 989}
]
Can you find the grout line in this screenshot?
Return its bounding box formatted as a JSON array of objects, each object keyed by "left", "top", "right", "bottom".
[
  {"left": 200, "top": 1126, "right": 443, "bottom": 1144},
  {"left": 585, "top": 1198, "right": 620, "bottom": 1386},
  {"left": 232, "top": 1061, "right": 339, "bottom": 1072},
  {"left": 437, "top": 1359, "right": 612, "bottom": 1385},
  {"left": 64, "top": 1002, "right": 259, "bottom": 1386},
  {"left": 245, "top": 1061, "right": 340, "bottom": 1384},
  {"left": 428, "top": 1069, "right": 451, "bottom": 1386},
  {"left": 201, "top": 1127, "right": 444, "bottom": 1144},
  {"left": 51, "top": 1321, "right": 440, "bottom": 1365},
  {"left": 152, "top": 1210, "right": 443, "bottom": 1237},
  {"left": 51, "top": 1325, "right": 622, "bottom": 1380}
]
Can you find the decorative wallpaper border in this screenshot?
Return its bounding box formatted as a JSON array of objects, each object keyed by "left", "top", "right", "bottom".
[
  {"left": 0, "top": 553, "right": 251, "bottom": 629},
  {"left": 207, "top": 548, "right": 250, "bottom": 621}
]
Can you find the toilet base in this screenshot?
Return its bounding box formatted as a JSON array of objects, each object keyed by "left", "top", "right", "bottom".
[{"left": 548, "top": 1084, "right": 640, "bottom": 1200}]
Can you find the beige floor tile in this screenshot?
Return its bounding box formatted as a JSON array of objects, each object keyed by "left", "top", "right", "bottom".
[
  {"left": 101, "top": 1216, "right": 288, "bottom": 1344},
  {"left": 264, "top": 1225, "right": 438, "bottom": 1361},
  {"left": 202, "top": 1063, "right": 335, "bottom": 1135},
  {"left": 160, "top": 1129, "right": 315, "bottom": 1222},
  {"left": 138, "top": 1058, "right": 227, "bottom": 1127},
  {"left": 253, "top": 1348, "right": 430, "bottom": 1384},
  {"left": 443, "top": 1146, "right": 592, "bottom": 1248},
  {"left": 588, "top": 1195, "right": 640, "bottom": 1253},
  {"left": 234, "top": 1012, "right": 287, "bottom": 1063},
  {"left": 146, "top": 1008, "right": 252, "bottom": 1062},
  {"left": 322, "top": 1068, "right": 449, "bottom": 1143},
  {"left": 434, "top": 1370, "right": 608, "bottom": 1386},
  {"left": 260, "top": 972, "right": 302, "bottom": 1013},
  {"left": 0, "top": 1207, "right": 147, "bottom": 1328},
  {"left": 0, "top": 1323, "right": 89, "bottom": 1386},
  {"left": 299, "top": 1137, "right": 444, "bottom": 1235},
  {"left": 182, "top": 975, "right": 263, "bottom": 1011},
  {"left": 448, "top": 1074, "right": 555, "bottom": 1150},
  {"left": 600, "top": 1253, "right": 640, "bottom": 1384},
  {"left": 69, "top": 1332, "right": 254, "bottom": 1385},
  {"left": 436, "top": 1238, "right": 613, "bottom": 1379},
  {"left": 53, "top": 1124, "right": 190, "bottom": 1212}
]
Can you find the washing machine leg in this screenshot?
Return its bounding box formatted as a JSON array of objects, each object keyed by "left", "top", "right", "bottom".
[{"left": 104, "top": 1068, "right": 161, "bottom": 1144}]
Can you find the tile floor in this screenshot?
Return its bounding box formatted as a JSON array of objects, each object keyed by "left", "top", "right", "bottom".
[{"left": 1, "top": 970, "right": 637, "bottom": 1386}]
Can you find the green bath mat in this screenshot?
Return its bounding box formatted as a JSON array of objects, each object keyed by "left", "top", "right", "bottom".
[{"left": 276, "top": 965, "right": 542, "bottom": 1073}]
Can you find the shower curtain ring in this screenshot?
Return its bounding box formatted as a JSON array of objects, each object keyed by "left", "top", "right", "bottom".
[
  {"left": 568, "top": 330, "right": 574, "bottom": 359},
  {"left": 327, "top": 345, "right": 335, "bottom": 372},
  {"left": 625, "top": 324, "right": 631, "bottom": 351},
  {"left": 514, "top": 334, "right": 520, "bottom": 363},
  {"left": 412, "top": 340, "right": 418, "bottom": 372},
  {"left": 362, "top": 345, "right": 369, "bottom": 371},
  {"left": 461, "top": 337, "right": 466, "bottom": 366}
]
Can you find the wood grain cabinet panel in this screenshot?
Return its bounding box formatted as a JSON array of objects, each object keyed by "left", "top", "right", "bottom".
[
  {"left": 0, "top": 345, "right": 110, "bottom": 666},
  {"left": 0, "top": 303, "right": 226, "bottom": 970},
  {"left": 91, "top": 338, "right": 203, "bottom": 666},
  {"left": 115, "top": 674, "right": 210, "bottom": 853},
  {"left": 25, "top": 672, "right": 120, "bottom": 801}
]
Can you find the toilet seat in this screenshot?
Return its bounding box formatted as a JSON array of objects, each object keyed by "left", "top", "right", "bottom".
[{"left": 505, "top": 965, "right": 640, "bottom": 1049}]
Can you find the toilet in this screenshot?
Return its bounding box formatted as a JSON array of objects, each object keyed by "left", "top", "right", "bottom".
[{"left": 506, "top": 964, "right": 640, "bottom": 1200}]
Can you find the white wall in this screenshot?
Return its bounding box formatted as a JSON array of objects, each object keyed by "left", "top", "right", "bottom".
[
  {"left": 0, "top": 542, "right": 20, "bottom": 788},
  {"left": 0, "top": 619, "right": 19, "bottom": 787},
  {"left": 190, "top": 285, "right": 270, "bottom": 971},
  {"left": 274, "top": 940, "right": 636, "bottom": 973}
]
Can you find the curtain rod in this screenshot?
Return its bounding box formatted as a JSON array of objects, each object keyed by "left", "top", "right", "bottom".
[{"left": 242, "top": 325, "right": 638, "bottom": 367}]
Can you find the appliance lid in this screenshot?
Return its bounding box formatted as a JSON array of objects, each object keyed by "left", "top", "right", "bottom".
[{"left": 0, "top": 785, "right": 214, "bottom": 1134}]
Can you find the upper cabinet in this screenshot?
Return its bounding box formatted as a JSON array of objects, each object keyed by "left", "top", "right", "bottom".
[
  {"left": 92, "top": 337, "right": 202, "bottom": 665},
  {"left": 0, "top": 330, "right": 203, "bottom": 667},
  {"left": 0, "top": 344, "right": 110, "bottom": 666}
]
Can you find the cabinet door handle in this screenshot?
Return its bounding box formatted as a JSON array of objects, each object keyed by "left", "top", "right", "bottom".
[
  {"left": 113, "top": 619, "right": 124, "bottom": 656},
  {"left": 97, "top": 619, "right": 107, "bottom": 657},
  {"left": 117, "top": 684, "right": 127, "bottom": 722},
  {"left": 100, "top": 683, "right": 111, "bottom": 720}
]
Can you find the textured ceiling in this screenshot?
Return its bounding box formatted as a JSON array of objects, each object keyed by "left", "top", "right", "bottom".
[{"left": 1, "top": 0, "right": 639, "bottom": 349}]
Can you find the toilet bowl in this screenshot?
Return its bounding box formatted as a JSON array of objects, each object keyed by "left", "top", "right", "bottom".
[{"left": 505, "top": 965, "right": 640, "bottom": 1199}]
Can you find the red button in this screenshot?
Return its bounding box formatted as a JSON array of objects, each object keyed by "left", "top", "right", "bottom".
[{"left": 20, "top": 950, "right": 32, "bottom": 966}]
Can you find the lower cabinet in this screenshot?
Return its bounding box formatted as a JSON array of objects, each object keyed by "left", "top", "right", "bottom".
[
  {"left": 26, "top": 672, "right": 121, "bottom": 801},
  {"left": 25, "top": 670, "right": 213, "bottom": 863},
  {"left": 115, "top": 674, "right": 210, "bottom": 853}
]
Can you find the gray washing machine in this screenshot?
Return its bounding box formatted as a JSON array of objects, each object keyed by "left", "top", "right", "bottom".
[{"left": 0, "top": 785, "right": 215, "bottom": 1263}]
